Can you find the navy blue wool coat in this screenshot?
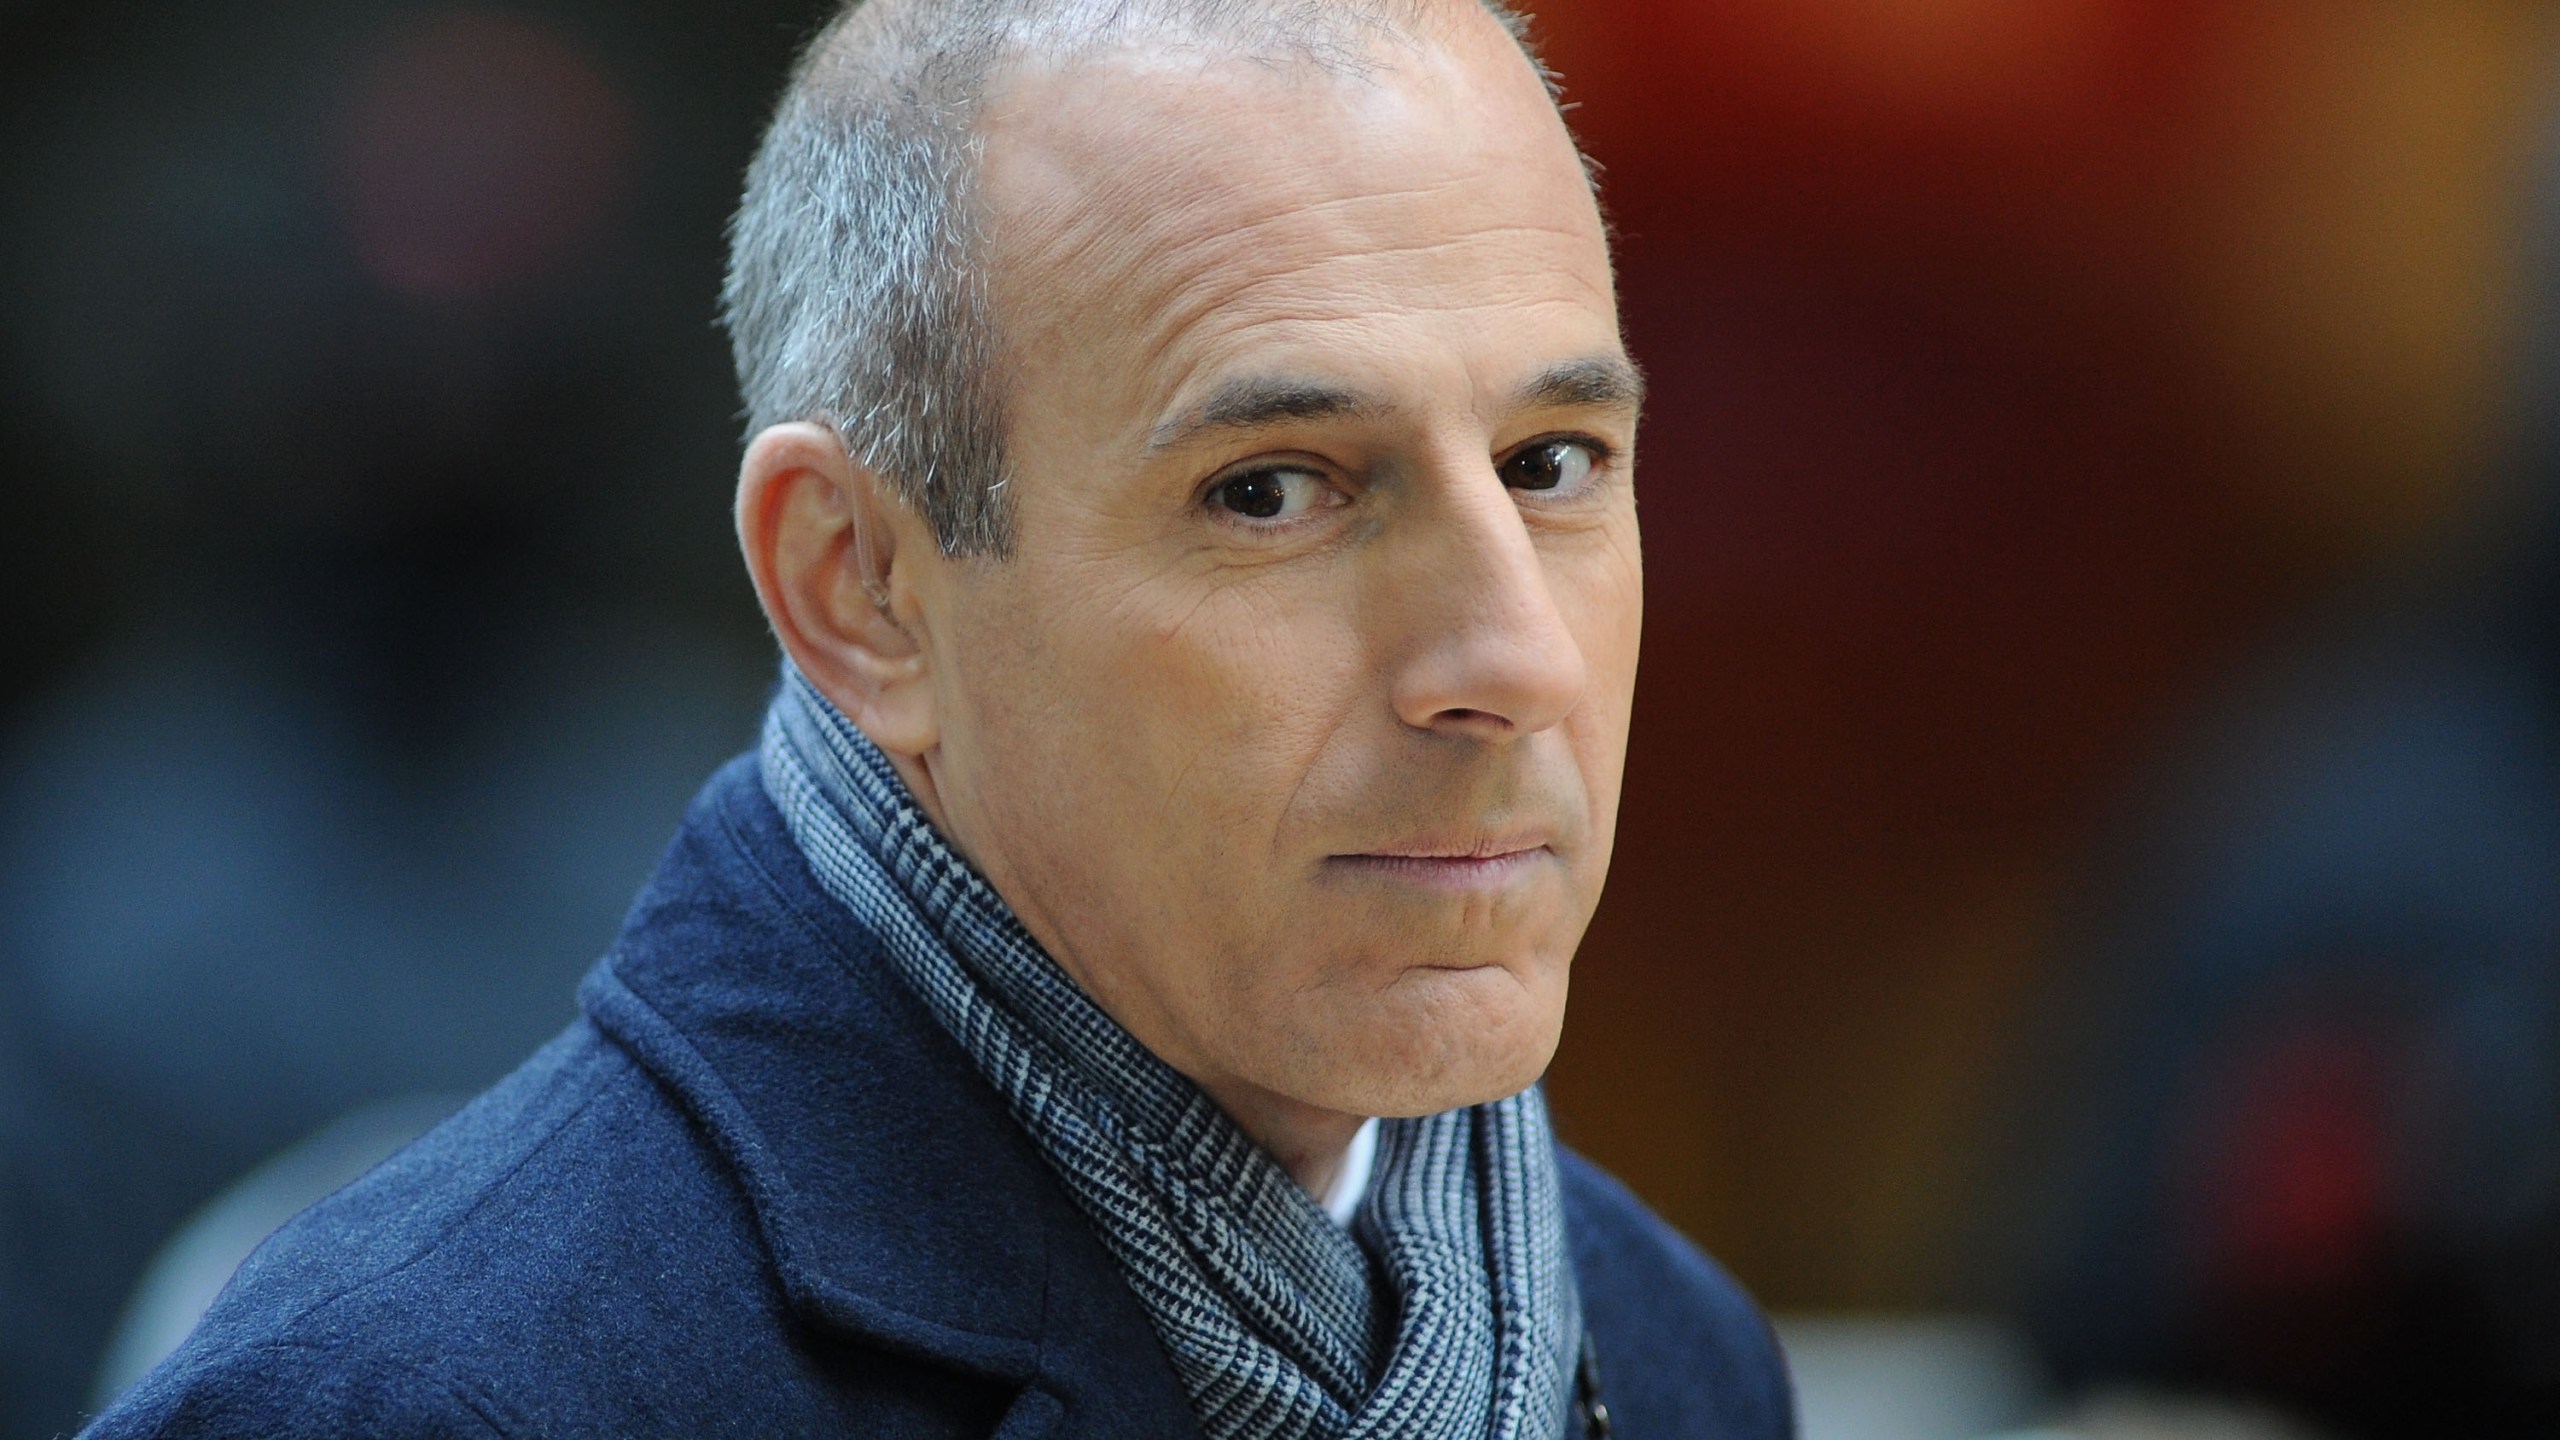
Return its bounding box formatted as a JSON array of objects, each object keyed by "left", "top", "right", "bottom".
[{"left": 84, "top": 758, "right": 1794, "bottom": 1440}]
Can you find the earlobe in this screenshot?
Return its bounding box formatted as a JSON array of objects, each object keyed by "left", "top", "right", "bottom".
[{"left": 735, "top": 423, "right": 942, "bottom": 757}]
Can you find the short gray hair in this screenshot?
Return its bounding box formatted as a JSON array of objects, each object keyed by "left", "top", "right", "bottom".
[{"left": 720, "top": 0, "right": 1548, "bottom": 557}]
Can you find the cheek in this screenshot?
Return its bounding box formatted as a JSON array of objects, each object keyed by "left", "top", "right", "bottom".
[
  {"left": 1101, "top": 574, "right": 1365, "bottom": 815},
  {"left": 953, "top": 569, "right": 1362, "bottom": 907},
  {"left": 1566, "top": 518, "right": 1645, "bottom": 686},
  {"left": 1557, "top": 530, "right": 1642, "bottom": 876}
]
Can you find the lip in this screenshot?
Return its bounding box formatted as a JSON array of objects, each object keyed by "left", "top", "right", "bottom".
[{"left": 1327, "top": 836, "right": 1556, "bottom": 893}]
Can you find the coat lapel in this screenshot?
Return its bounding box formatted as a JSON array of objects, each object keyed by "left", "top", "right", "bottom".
[{"left": 582, "top": 757, "right": 1204, "bottom": 1439}]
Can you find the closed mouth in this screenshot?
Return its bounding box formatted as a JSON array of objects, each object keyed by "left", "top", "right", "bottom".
[{"left": 1327, "top": 845, "right": 1552, "bottom": 891}]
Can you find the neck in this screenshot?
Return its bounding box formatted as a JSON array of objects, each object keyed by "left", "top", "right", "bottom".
[{"left": 1202, "top": 1076, "right": 1369, "bottom": 1199}]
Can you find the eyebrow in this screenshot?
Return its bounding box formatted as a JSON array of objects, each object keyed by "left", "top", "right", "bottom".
[
  {"left": 1143, "top": 353, "right": 1646, "bottom": 457},
  {"left": 1146, "top": 376, "right": 1383, "bottom": 455},
  {"left": 1511, "top": 354, "right": 1646, "bottom": 415}
]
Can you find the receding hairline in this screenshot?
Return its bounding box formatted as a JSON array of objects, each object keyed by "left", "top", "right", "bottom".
[{"left": 789, "top": 0, "right": 1546, "bottom": 126}]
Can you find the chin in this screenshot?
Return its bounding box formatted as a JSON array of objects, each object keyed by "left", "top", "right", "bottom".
[{"left": 1288, "top": 962, "right": 1568, "bottom": 1118}]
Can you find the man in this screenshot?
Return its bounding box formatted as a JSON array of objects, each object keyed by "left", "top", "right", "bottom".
[{"left": 87, "top": 0, "right": 1793, "bottom": 1435}]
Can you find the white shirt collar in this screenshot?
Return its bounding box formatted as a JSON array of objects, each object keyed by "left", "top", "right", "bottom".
[{"left": 1319, "top": 1117, "right": 1380, "bottom": 1227}]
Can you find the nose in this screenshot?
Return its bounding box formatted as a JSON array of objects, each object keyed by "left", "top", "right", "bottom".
[{"left": 1386, "top": 473, "right": 1588, "bottom": 742}]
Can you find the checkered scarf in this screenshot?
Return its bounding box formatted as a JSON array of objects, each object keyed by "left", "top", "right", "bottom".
[{"left": 762, "top": 667, "right": 1579, "bottom": 1439}]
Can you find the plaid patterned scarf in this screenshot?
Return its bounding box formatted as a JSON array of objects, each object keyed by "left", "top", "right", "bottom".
[{"left": 762, "top": 667, "right": 1580, "bottom": 1439}]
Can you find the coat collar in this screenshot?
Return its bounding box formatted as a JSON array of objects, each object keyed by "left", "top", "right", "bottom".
[{"left": 579, "top": 756, "right": 1202, "bottom": 1436}]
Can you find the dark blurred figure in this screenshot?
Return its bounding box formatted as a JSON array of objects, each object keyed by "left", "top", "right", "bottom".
[
  {"left": 1994, "top": 109, "right": 2560, "bottom": 1440},
  {"left": 0, "top": 3, "right": 807, "bottom": 1434}
]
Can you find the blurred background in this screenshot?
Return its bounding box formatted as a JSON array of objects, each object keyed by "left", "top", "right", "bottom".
[{"left": 4, "top": 1, "right": 2558, "bottom": 1437}]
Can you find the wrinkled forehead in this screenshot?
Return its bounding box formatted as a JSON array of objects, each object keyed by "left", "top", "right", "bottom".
[{"left": 972, "top": 20, "right": 1613, "bottom": 423}]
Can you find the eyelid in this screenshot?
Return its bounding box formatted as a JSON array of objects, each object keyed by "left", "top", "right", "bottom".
[
  {"left": 1203, "top": 455, "right": 1324, "bottom": 486},
  {"left": 1503, "top": 431, "right": 1615, "bottom": 465}
]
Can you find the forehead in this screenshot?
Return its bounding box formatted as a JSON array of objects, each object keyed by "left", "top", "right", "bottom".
[{"left": 974, "top": 25, "right": 1618, "bottom": 441}]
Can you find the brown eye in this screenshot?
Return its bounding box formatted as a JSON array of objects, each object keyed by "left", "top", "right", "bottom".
[
  {"left": 1501, "top": 439, "right": 1597, "bottom": 493},
  {"left": 1211, "top": 467, "right": 1329, "bottom": 521}
]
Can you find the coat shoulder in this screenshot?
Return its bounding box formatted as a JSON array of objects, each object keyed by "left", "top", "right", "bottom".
[
  {"left": 81, "top": 1339, "right": 513, "bottom": 1440},
  {"left": 1558, "top": 1146, "right": 1797, "bottom": 1440},
  {"left": 84, "top": 1024, "right": 801, "bottom": 1438}
]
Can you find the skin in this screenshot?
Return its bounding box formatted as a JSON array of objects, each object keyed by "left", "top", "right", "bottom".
[{"left": 737, "top": 3, "right": 1642, "bottom": 1199}]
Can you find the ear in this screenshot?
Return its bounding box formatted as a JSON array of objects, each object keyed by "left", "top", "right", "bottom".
[{"left": 736, "top": 422, "right": 943, "bottom": 758}]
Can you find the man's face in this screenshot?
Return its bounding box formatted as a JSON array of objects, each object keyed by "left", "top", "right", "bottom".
[{"left": 912, "top": 13, "right": 1641, "bottom": 1128}]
